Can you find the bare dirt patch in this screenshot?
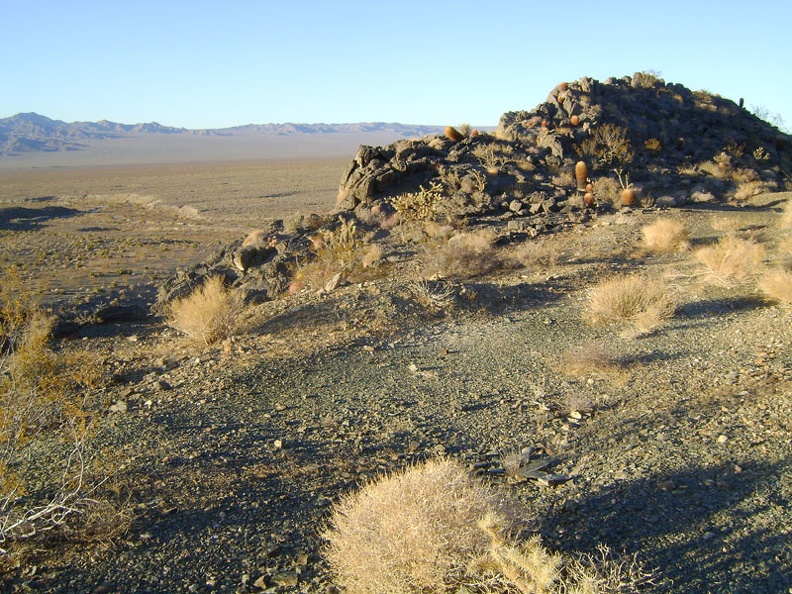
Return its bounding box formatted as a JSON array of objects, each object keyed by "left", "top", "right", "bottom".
[{"left": 0, "top": 159, "right": 344, "bottom": 310}]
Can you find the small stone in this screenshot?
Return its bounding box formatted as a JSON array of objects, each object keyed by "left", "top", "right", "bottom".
[
  {"left": 253, "top": 575, "right": 268, "bottom": 590},
  {"left": 658, "top": 480, "right": 676, "bottom": 491},
  {"left": 273, "top": 439, "right": 283, "bottom": 450},
  {"left": 717, "top": 434, "right": 728, "bottom": 444},
  {"left": 271, "top": 571, "right": 299, "bottom": 587},
  {"left": 156, "top": 379, "right": 172, "bottom": 391},
  {"left": 109, "top": 400, "right": 127, "bottom": 414}
]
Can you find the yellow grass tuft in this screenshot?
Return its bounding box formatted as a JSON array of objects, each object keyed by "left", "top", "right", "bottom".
[
  {"left": 585, "top": 274, "right": 677, "bottom": 332},
  {"left": 641, "top": 218, "right": 690, "bottom": 253},
  {"left": 322, "top": 458, "right": 512, "bottom": 593},
  {"left": 781, "top": 199, "right": 792, "bottom": 229},
  {"left": 322, "top": 458, "right": 652, "bottom": 593},
  {"left": 693, "top": 236, "right": 766, "bottom": 288},
  {"left": 168, "top": 276, "right": 246, "bottom": 346},
  {"left": 758, "top": 267, "right": 792, "bottom": 307}
]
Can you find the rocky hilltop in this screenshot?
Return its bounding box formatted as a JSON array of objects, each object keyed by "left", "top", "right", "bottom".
[
  {"left": 157, "top": 73, "right": 792, "bottom": 309},
  {"left": 0, "top": 113, "right": 443, "bottom": 156},
  {"left": 337, "top": 72, "right": 791, "bottom": 216}
]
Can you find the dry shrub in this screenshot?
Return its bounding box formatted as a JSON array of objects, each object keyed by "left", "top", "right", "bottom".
[
  {"left": 511, "top": 237, "right": 562, "bottom": 270},
  {"left": 407, "top": 279, "right": 456, "bottom": 312},
  {"left": 693, "top": 236, "right": 766, "bottom": 288},
  {"left": 168, "top": 276, "right": 246, "bottom": 346},
  {"left": 421, "top": 230, "right": 502, "bottom": 279},
  {"left": 322, "top": 458, "right": 513, "bottom": 593},
  {"left": 576, "top": 124, "right": 634, "bottom": 168},
  {"left": 292, "top": 219, "right": 379, "bottom": 292},
  {"left": 323, "top": 458, "right": 652, "bottom": 594},
  {"left": 780, "top": 199, "right": 792, "bottom": 229},
  {"left": 1, "top": 267, "right": 112, "bottom": 550},
  {"left": 557, "top": 343, "right": 624, "bottom": 380},
  {"left": 641, "top": 218, "right": 690, "bottom": 253},
  {"left": 585, "top": 274, "right": 677, "bottom": 332},
  {"left": 758, "top": 267, "right": 792, "bottom": 307},
  {"left": 360, "top": 243, "right": 383, "bottom": 269},
  {"left": 711, "top": 216, "right": 744, "bottom": 235},
  {"left": 733, "top": 179, "right": 776, "bottom": 200},
  {"left": 593, "top": 177, "right": 622, "bottom": 208}
]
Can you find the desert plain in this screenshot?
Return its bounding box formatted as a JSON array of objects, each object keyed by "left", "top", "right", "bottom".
[{"left": 1, "top": 129, "right": 791, "bottom": 594}]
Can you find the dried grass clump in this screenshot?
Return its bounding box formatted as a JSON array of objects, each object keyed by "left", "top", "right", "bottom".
[
  {"left": 323, "top": 458, "right": 653, "bottom": 594},
  {"left": 693, "top": 236, "right": 766, "bottom": 288},
  {"left": 641, "top": 218, "right": 690, "bottom": 253},
  {"left": 407, "top": 279, "right": 456, "bottom": 312},
  {"left": 758, "top": 267, "right": 792, "bottom": 307},
  {"left": 360, "top": 243, "right": 383, "bottom": 269},
  {"left": 322, "top": 458, "right": 513, "bottom": 593},
  {"left": 585, "top": 274, "right": 677, "bottom": 332},
  {"left": 557, "top": 343, "right": 624, "bottom": 380},
  {"left": 733, "top": 179, "right": 776, "bottom": 201},
  {"left": 780, "top": 199, "right": 792, "bottom": 229},
  {"left": 592, "top": 177, "right": 622, "bottom": 208},
  {"left": 168, "top": 276, "right": 246, "bottom": 346},
  {"left": 510, "top": 237, "right": 563, "bottom": 270},
  {"left": 710, "top": 216, "right": 744, "bottom": 235},
  {"left": 421, "top": 230, "right": 502, "bottom": 279}
]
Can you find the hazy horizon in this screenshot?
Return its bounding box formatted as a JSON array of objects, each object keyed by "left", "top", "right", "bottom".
[{"left": 2, "top": 1, "right": 790, "bottom": 131}]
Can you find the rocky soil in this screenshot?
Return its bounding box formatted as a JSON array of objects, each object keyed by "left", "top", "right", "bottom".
[
  {"left": 2, "top": 74, "right": 792, "bottom": 593},
  {"left": 2, "top": 193, "right": 791, "bottom": 593}
]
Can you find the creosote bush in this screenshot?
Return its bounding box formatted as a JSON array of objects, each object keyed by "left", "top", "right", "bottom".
[
  {"left": 168, "top": 276, "right": 246, "bottom": 346},
  {"left": 323, "top": 458, "right": 652, "bottom": 594},
  {"left": 641, "top": 218, "right": 690, "bottom": 253},
  {"left": 693, "top": 236, "right": 766, "bottom": 288},
  {"left": 585, "top": 274, "right": 677, "bottom": 332}
]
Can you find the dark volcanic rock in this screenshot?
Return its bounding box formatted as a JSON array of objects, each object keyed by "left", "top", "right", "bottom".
[{"left": 337, "top": 73, "right": 792, "bottom": 216}]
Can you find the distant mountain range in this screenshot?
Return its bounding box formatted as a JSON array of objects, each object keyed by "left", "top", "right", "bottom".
[{"left": 0, "top": 113, "right": 445, "bottom": 156}]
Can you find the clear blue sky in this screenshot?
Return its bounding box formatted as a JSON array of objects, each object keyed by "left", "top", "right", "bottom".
[{"left": 2, "top": 0, "right": 790, "bottom": 130}]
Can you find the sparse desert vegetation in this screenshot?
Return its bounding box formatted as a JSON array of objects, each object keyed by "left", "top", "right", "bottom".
[
  {"left": 167, "top": 275, "right": 247, "bottom": 346},
  {"left": 585, "top": 274, "right": 677, "bottom": 333},
  {"left": 2, "top": 73, "right": 792, "bottom": 592},
  {"left": 693, "top": 235, "right": 766, "bottom": 287},
  {"left": 322, "top": 458, "right": 651, "bottom": 594},
  {"left": 758, "top": 267, "right": 792, "bottom": 306},
  {"left": 641, "top": 218, "right": 690, "bottom": 253}
]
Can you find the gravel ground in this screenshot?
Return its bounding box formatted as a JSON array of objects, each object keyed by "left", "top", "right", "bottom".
[{"left": 2, "top": 198, "right": 792, "bottom": 593}]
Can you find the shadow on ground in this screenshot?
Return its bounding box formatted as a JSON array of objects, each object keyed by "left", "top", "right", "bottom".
[
  {"left": 544, "top": 459, "right": 791, "bottom": 593},
  {"left": 0, "top": 204, "right": 82, "bottom": 230}
]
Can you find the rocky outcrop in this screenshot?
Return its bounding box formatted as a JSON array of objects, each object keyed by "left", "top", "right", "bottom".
[
  {"left": 156, "top": 74, "right": 792, "bottom": 313},
  {"left": 154, "top": 221, "right": 314, "bottom": 312},
  {"left": 337, "top": 73, "right": 791, "bottom": 215}
]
